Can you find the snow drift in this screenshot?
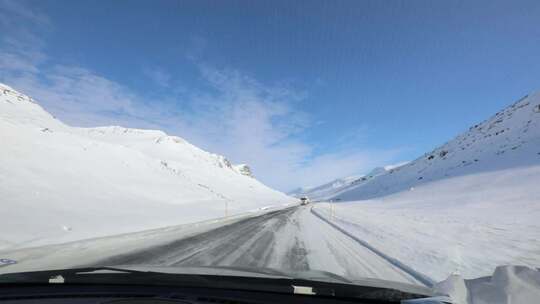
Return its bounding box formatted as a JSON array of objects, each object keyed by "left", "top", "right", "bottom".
[
  {"left": 434, "top": 265, "right": 540, "bottom": 304},
  {"left": 0, "top": 83, "right": 293, "bottom": 250}
]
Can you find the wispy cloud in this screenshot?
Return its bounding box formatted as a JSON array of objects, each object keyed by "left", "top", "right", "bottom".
[
  {"left": 0, "top": 1, "right": 399, "bottom": 191},
  {"left": 10, "top": 66, "right": 161, "bottom": 127},
  {"left": 143, "top": 67, "right": 172, "bottom": 88},
  {"left": 163, "top": 66, "right": 397, "bottom": 190},
  {"left": 0, "top": 0, "right": 50, "bottom": 29},
  {"left": 0, "top": 0, "right": 49, "bottom": 72}
]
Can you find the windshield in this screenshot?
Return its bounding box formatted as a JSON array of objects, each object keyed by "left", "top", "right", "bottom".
[{"left": 1, "top": 0, "right": 539, "bottom": 299}]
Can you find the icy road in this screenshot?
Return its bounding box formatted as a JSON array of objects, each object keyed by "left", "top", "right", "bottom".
[{"left": 92, "top": 206, "right": 423, "bottom": 285}]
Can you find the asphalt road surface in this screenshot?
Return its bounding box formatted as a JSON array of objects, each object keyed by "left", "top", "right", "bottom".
[{"left": 95, "top": 206, "right": 422, "bottom": 285}]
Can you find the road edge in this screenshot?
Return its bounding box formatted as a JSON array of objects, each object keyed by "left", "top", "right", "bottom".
[{"left": 310, "top": 205, "right": 435, "bottom": 287}]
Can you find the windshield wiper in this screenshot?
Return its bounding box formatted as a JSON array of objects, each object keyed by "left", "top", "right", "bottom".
[{"left": 0, "top": 266, "right": 437, "bottom": 302}]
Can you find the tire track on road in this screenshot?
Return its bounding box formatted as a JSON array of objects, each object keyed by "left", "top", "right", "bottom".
[
  {"left": 91, "top": 205, "right": 426, "bottom": 286},
  {"left": 93, "top": 208, "right": 298, "bottom": 269}
]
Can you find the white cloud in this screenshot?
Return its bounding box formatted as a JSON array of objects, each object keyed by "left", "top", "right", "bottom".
[
  {"left": 0, "top": 52, "right": 40, "bottom": 74},
  {"left": 0, "top": 0, "right": 49, "bottom": 68},
  {"left": 0, "top": 0, "right": 50, "bottom": 29},
  {"left": 143, "top": 67, "right": 172, "bottom": 88},
  {"left": 162, "top": 66, "right": 397, "bottom": 190},
  {"left": 4, "top": 65, "right": 172, "bottom": 129},
  {"left": 0, "top": 0, "right": 50, "bottom": 94}
]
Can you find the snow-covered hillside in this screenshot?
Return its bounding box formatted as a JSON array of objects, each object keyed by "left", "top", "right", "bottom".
[
  {"left": 0, "top": 83, "right": 293, "bottom": 250},
  {"left": 318, "top": 93, "right": 540, "bottom": 201},
  {"left": 311, "top": 92, "right": 540, "bottom": 281}
]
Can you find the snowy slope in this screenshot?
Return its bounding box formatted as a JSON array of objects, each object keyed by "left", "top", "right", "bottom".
[
  {"left": 311, "top": 92, "right": 540, "bottom": 281},
  {"left": 0, "top": 83, "right": 294, "bottom": 250},
  {"left": 333, "top": 93, "right": 540, "bottom": 201}
]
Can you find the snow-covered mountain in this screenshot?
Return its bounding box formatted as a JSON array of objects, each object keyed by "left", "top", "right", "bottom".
[
  {"left": 289, "top": 175, "right": 364, "bottom": 200},
  {"left": 290, "top": 162, "right": 409, "bottom": 201},
  {"left": 309, "top": 93, "right": 540, "bottom": 201},
  {"left": 0, "top": 83, "right": 293, "bottom": 250}
]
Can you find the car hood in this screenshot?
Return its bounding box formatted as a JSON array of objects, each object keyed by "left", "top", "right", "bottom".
[{"left": 111, "top": 264, "right": 435, "bottom": 296}]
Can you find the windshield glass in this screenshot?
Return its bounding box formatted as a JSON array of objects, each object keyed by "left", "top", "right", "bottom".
[{"left": 1, "top": 0, "right": 539, "bottom": 297}]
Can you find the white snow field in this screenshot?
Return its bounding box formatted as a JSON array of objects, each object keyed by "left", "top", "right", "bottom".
[
  {"left": 311, "top": 91, "right": 540, "bottom": 281},
  {"left": 0, "top": 83, "right": 294, "bottom": 251}
]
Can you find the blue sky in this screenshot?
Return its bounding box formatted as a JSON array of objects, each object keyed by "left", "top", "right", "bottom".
[{"left": 1, "top": 0, "right": 540, "bottom": 191}]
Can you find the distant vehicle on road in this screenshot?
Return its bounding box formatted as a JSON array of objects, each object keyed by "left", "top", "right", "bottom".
[{"left": 300, "top": 196, "right": 310, "bottom": 205}]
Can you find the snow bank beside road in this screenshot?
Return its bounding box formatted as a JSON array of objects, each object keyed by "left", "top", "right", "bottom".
[
  {"left": 434, "top": 265, "right": 540, "bottom": 304},
  {"left": 313, "top": 164, "right": 540, "bottom": 282}
]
